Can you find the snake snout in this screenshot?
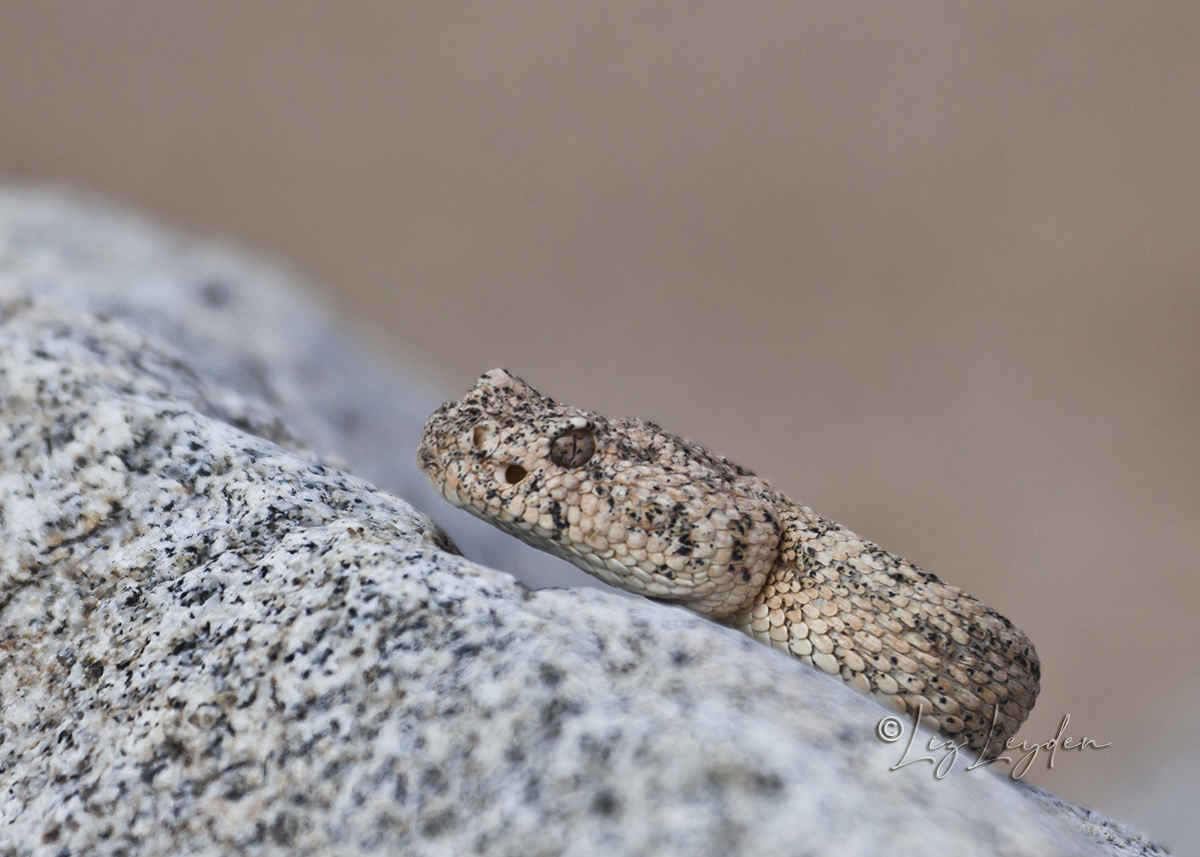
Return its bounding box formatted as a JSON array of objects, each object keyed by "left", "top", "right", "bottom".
[
  {"left": 417, "top": 407, "right": 464, "bottom": 477},
  {"left": 416, "top": 440, "right": 436, "bottom": 473},
  {"left": 416, "top": 424, "right": 441, "bottom": 474}
]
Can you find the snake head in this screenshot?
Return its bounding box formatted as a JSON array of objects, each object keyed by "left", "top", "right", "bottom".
[{"left": 418, "top": 368, "right": 782, "bottom": 618}]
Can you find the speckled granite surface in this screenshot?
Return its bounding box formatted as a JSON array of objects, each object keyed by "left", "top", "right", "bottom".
[{"left": 0, "top": 190, "right": 1166, "bottom": 856}]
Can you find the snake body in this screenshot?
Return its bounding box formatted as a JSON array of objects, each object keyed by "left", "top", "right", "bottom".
[{"left": 418, "top": 369, "right": 1039, "bottom": 752}]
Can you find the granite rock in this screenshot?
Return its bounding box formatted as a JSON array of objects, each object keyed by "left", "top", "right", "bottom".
[
  {"left": 0, "top": 189, "right": 1167, "bottom": 856},
  {"left": 0, "top": 189, "right": 609, "bottom": 593}
]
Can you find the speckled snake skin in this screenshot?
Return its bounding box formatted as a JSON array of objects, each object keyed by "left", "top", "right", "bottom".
[{"left": 418, "top": 369, "right": 1040, "bottom": 752}]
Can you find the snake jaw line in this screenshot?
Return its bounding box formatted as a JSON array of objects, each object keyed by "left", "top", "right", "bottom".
[{"left": 419, "top": 369, "right": 1040, "bottom": 754}]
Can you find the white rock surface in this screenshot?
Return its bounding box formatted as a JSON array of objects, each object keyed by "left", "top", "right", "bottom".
[
  {"left": 0, "top": 188, "right": 595, "bottom": 594},
  {"left": 0, "top": 189, "right": 1168, "bottom": 856}
]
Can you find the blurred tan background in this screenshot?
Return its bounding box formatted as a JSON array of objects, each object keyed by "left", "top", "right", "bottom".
[{"left": 2, "top": 2, "right": 1197, "bottom": 850}]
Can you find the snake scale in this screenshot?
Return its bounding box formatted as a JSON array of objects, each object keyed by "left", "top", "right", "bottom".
[{"left": 418, "top": 369, "right": 1040, "bottom": 752}]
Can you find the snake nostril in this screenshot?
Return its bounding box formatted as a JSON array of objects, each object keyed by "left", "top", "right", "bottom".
[
  {"left": 504, "top": 464, "right": 528, "bottom": 484},
  {"left": 472, "top": 425, "right": 489, "bottom": 448}
]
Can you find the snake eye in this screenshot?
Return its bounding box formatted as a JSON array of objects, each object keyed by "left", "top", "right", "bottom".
[{"left": 550, "top": 428, "right": 596, "bottom": 468}]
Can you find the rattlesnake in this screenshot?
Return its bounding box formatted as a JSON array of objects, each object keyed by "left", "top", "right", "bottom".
[{"left": 418, "top": 369, "right": 1039, "bottom": 752}]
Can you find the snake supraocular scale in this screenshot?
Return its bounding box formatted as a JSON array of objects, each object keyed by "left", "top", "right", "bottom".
[{"left": 418, "top": 369, "right": 1039, "bottom": 752}]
